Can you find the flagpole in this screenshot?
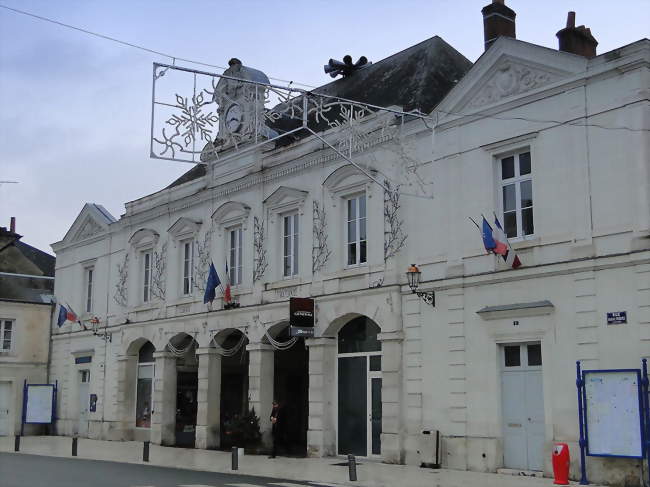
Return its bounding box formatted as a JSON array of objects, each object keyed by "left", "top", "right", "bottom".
[{"left": 468, "top": 217, "right": 481, "bottom": 230}]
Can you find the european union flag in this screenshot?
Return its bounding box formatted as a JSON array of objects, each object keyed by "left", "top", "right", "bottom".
[
  {"left": 57, "top": 305, "right": 67, "bottom": 327},
  {"left": 203, "top": 262, "right": 221, "bottom": 304}
]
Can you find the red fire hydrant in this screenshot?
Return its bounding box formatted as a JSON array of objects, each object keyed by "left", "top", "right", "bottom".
[{"left": 552, "top": 443, "right": 570, "bottom": 485}]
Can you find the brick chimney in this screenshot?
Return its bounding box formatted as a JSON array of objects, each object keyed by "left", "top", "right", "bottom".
[
  {"left": 482, "top": 0, "right": 516, "bottom": 51},
  {"left": 557, "top": 12, "right": 598, "bottom": 58},
  {"left": 10, "top": 217, "right": 15, "bottom": 233}
]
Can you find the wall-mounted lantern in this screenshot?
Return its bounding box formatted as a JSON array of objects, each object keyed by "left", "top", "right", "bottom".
[{"left": 406, "top": 264, "right": 435, "bottom": 306}]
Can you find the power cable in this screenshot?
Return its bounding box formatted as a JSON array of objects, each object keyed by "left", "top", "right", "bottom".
[
  {"left": 2, "top": 3, "right": 646, "bottom": 133},
  {"left": 0, "top": 3, "right": 317, "bottom": 89}
]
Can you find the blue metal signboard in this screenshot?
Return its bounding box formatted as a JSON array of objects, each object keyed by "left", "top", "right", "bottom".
[{"left": 606, "top": 311, "right": 627, "bottom": 324}]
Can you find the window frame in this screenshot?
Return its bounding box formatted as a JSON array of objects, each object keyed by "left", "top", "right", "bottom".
[
  {"left": 0, "top": 319, "right": 14, "bottom": 352},
  {"left": 282, "top": 212, "right": 300, "bottom": 278},
  {"left": 181, "top": 239, "right": 195, "bottom": 296},
  {"left": 84, "top": 266, "right": 94, "bottom": 313},
  {"left": 228, "top": 226, "right": 243, "bottom": 286},
  {"left": 142, "top": 249, "right": 153, "bottom": 303},
  {"left": 499, "top": 149, "right": 534, "bottom": 240},
  {"left": 345, "top": 193, "right": 367, "bottom": 267}
]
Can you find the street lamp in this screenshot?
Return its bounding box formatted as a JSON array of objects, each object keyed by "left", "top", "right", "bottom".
[{"left": 406, "top": 264, "right": 435, "bottom": 306}]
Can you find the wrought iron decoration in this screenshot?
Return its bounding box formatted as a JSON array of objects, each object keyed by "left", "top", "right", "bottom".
[
  {"left": 151, "top": 242, "right": 167, "bottom": 300},
  {"left": 384, "top": 180, "right": 407, "bottom": 260},
  {"left": 312, "top": 201, "right": 331, "bottom": 273},
  {"left": 113, "top": 253, "right": 129, "bottom": 307},
  {"left": 252, "top": 216, "right": 268, "bottom": 282},
  {"left": 193, "top": 227, "right": 214, "bottom": 293}
]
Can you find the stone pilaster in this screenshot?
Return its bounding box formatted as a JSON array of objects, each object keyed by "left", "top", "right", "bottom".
[
  {"left": 378, "top": 331, "right": 404, "bottom": 464},
  {"left": 305, "top": 337, "right": 337, "bottom": 457},
  {"left": 115, "top": 354, "right": 137, "bottom": 441},
  {"left": 195, "top": 347, "right": 221, "bottom": 450},
  {"left": 246, "top": 342, "right": 274, "bottom": 448},
  {"left": 150, "top": 351, "right": 176, "bottom": 446}
]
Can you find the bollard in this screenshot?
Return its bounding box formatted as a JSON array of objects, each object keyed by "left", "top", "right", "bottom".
[
  {"left": 14, "top": 436, "right": 20, "bottom": 452},
  {"left": 72, "top": 437, "right": 78, "bottom": 457},
  {"left": 231, "top": 446, "right": 238, "bottom": 470},
  {"left": 348, "top": 454, "right": 357, "bottom": 482},
  {"left": 143, "top": 441, "right": 150, "bottom": 462}
]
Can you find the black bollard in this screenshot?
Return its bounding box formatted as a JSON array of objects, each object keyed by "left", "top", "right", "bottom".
[
  {"left": 348, "top": 454, "right": 357, "bottom": 481},
  {"left": 231, "top": 446, "right": 238, "bottom": 470},
  {"left": 72, "top": 437, "right": 78, "bottom": 457},
  {"left": 143, "top": 441, "right": 150, "bottom": 462},
  {"left": 14, "top": 436, "right": 20, "bottom": 452}
]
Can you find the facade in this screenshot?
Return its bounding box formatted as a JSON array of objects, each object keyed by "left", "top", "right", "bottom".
[
  {"left": 0, "top": 220, "right": 55, "bottom": 436},
  {"left": 49, "top": 2, "right": 649, "bottom": 485}
]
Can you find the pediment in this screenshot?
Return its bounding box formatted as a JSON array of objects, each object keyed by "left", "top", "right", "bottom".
[
  {"left": 168, "top": 217, "right": 202, "bottom": 240},
  {"left": 264, "top": 186, "right": 308, "bottom": 212},
  {"left": 129, "top": 228, "right": 160, "bottom": 249},
  {"left": 211, "top": 201, "right": 251, "bottom": 226},
  {"left": 58, "top": 203, "right": 116, "bottom": 246},
  {"left": 323, "top": 164, "right": 370, "bottom": 193},
  {"left": 437, "top": 38, "right": 587, "bottom": 117}
]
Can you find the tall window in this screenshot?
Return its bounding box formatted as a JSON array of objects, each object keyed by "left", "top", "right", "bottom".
[
  {"left": 501, "top": 151, "right": 533, "bottom": 238},
  {"left": 182, "top": 240, "right": 194, "bottom": 295},
  {"left": 143, "top": 251, "right": 152, "bottom": 302},
  {"left": 229, "top": 227, "right": 243, "bottom": 285},
  {"left": 85, "top": 267, "right": 94, "bottom": 313},
  {"left": 346, "top": 194, "right": 367, "bottom": 266},
  {"left": 0, "top": 319, "right": 13, "bottom": 352},
  {"left": 135, "top": 342, "right": 155, "bottom": 428},
  {"left": 283, "top": 213, "right": 299, "bottom": 277}
]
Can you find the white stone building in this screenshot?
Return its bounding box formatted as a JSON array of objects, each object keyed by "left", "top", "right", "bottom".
[{"left": 49, "top": 2, "right": 649, "bottom": 485}]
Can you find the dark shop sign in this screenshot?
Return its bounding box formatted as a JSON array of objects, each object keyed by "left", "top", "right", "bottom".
[
  {"left": 290, "top": 297, "right": 314, "bottom": 337},
  {"left": 606, "top": 311, "right": 627, "bottom": 325}
]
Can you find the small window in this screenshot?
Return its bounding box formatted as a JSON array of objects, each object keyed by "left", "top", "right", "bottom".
[
  {"left": 283, "top": 213, "right": 299, "bottom": 277},
  {"left": 346, "top": 194, "right": 367, "bottom": 266},
  {"left": 504, "top": 345, "right": 520, "bottom": 367},
  {"left": 182, "top": 240, "right": 194, "bottom": 295},
  {"left": 369, "top": 355, "right": 382, "bottom": 371},
  {"left": 500, "top": 151, "right": 533, "bottom": 239},
  {"left": 143, "top": 251, "right": 152, "bottom": 302},
  {"left": 527, "top": 344, "right": 542, "bottom": 366},
  {"left": 0, "top": 319, "right": 13, "bottom": 352},
  {"left": 229, "top": 227, "right": 243, "bottom": 285},
  {"left": 85, "top": 267, "right": 94, "bottom": 313},
  {"left": 80, "top": 370, "right": 91, "bottom": 383}
]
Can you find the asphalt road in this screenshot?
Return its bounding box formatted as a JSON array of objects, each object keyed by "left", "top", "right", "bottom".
[{"left": 0, "top": 453, "right": 334, "bottom": 487}]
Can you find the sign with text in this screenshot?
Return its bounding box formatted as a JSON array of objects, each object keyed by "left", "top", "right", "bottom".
[
  {"left": 606, "top": 311, "right": 627, "bottom": 324},
  {"left": 290, "top": 297, "right": 314, "bottom": 337}
]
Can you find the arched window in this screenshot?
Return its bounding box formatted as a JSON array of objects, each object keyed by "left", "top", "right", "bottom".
[
  {"left": 338, "top": 316, "right": 381, "bottom": 354},
  {"left": 135, "top": 341, "right": 155, "bottom": 428}
]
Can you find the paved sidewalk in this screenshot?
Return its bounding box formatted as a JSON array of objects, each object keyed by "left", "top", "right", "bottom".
[{"left": 0, "top": 436, "right": 602, "bottom": 487}]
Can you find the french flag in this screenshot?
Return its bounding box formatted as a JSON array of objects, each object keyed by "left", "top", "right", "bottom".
[
  {"left": 492, "top": 216, "right": 522, "bottom": 269},
  {"left": 481, "top": 216, "right": 522, "bottom": 269}
]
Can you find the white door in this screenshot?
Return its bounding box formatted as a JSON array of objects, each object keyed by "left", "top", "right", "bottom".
[
  {"left": 501, "top": 343, "right": 545, "bottom": 471},
  {"left": 78, "top": 370, "right": 90, "bottom": 436},
  {"left": 0, "top": 382, "right": 11, "bottom": 436}
]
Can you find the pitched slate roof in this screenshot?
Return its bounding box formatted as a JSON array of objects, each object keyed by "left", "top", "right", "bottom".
[
  {"left": 167, "top": 35, "right": 471, "bottom": 189},
  {"left": 0, "top": 227, "right": 55, "bottom": 303}
]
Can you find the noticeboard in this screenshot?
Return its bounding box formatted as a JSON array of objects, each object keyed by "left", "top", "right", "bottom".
[
  {"left": 583, "top": 369, "right": 643, "bottom": 458},
  {"left": 24, "top": 384, "right": 55, "bottom": 424}
]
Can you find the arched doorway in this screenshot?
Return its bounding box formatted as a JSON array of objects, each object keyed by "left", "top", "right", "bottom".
[
  {"left": 135, "top": 341, "right": 155, "bottom": 430},
  {"left": 167, "top": 333, "right": 198, "bottom": 448},
  {"left": 265, "top": 323, "right": 309, "bottom": 456},
  {"left": 337, "top": 316, "right": 382, "bottom": 457},
  {"left": 212, "top": 329, "right": 249, "bottom": 449}
]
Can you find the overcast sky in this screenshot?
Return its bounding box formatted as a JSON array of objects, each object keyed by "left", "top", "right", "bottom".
[{"left": 0, "top": 0, "right": 648, "bottom": 254}]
